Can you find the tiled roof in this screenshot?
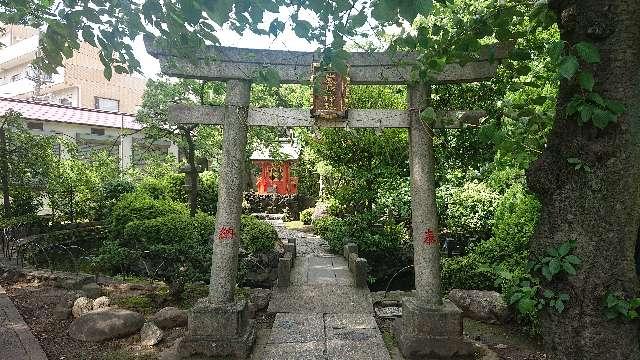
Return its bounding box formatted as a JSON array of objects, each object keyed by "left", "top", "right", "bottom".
[
  {"left": 251, "top": 142, "right": 300, "bottom": 160},
  {"left": 0, "top": 97, "right": 142, "bottom": 130}
]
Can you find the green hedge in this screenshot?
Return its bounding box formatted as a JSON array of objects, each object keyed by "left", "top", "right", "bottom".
[
  {"left": 240, "top": 215, "right": 278, "bottom": 253},
  {"left": 107, "top": 192, "right": 188, "bottom": 240},
  {"left": 97, "top": 210, "right": 277, "bottom": 284}
]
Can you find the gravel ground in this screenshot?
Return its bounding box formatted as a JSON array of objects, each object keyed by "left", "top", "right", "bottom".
[{"left": 273, "top": 221, "right": 330, "bottom": 257}]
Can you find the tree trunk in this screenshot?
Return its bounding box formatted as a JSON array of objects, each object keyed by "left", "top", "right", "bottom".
[
  {"left": 0, "top": 127, "right": 10, "bottom": 218},
  {"left": 183, "top": 130, "right": 198, "bottom": 218},
  {"left": 526, "top": 1, "right": 640, "bottom": 359}
]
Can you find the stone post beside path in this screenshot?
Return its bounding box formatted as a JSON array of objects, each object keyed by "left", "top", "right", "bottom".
[{"left": 394, "top": 83, "right": 474, "bottom": 359}]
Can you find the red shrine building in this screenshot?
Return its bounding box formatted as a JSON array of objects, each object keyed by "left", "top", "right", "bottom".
[{"left": 250, "top": 142, "right": 300, "bottom": 195}]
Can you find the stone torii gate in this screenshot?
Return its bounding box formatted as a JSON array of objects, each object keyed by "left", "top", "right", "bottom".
[{"left": 147, "top": 41, "right": 508, "bottom": 360}]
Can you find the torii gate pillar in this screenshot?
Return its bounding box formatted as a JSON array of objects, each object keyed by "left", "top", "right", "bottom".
[
  {"left": 174, "top": 80, "right": 256, "bottom": 359},
  {"left": 394, "top": 84, "right": 474, "bottom": 359}
]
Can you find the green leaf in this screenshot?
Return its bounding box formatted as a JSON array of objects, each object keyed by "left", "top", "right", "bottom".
[
  {"left": 268, "top": 20, "right": 285, "bottom": 36},
  {"left": 103, "top": 65, "right": 112, "bottom": 80},
  {"left": 554, "top": 299, "right": 566, "bottom": 313},
  {"left": 518, "top": 298, "right": 537, "bottom": 314},
  {"left": 559, "top": 56, "right": 579, "bottom": 79},
  {"left": 543, "top": 290, "right": 555, "bottom": 298},
  {"left": 81, "top": 26, "right": 96, "bottom": 47},
  {"left": 509, "top": 293, "right": 523, "bottom": 304},
  {"left": 562, "top": 262, "right": 577, "bottom": 275},
  {"left": 591, "top": 109, "right": 617, "bottom": 129},
  {"left": 349, "top": 12, "right": 367, "bottom": 29},
  {"left": 578, "top": 72, "right": 595, "bottom": 91},
  {"left": 579, "top": 105, "right": 593, "bottom": 123},
  {"left": 605, "top": 100, "right": 625, "bottom": 115},
  {"left": 549, "top": 259, "right": 561, "bottom": 276},
  {"left": 565, "top": 255, "right": 582, "bottom": 265},
  {"left": 542, "top": 266, "right": 552, "bottom": 281},
  {"left": 575, "top": 42, "right": 601, "bottom": 64},
  {"left": 558, "top": 242, "right": 572, "bottom": 257},
  {"left": 421, "top": 107, "right": 437, "bottom": 122},
  {"left": 559, "top": 293, "right": 570, "bottom": 301},
  {"left": 566, "top": 98, "right": 581, "bottom": 116}
]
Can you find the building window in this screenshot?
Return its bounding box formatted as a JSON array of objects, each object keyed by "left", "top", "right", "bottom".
[
  {"left": 90, "top": 128, "right": 105, "bottom": 136},
  {"left": 59, "top": 98, "right": 71, "bottom": 106},
  {"left": 27, "top": 122, "right": 43, "bottom": 131},
  {"left": 94, "top": 97, "right": 119, "bottom": 112}
]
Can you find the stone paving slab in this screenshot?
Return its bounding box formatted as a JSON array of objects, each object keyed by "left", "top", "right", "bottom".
[
  {"left": 324, "top": 313, "right": 382, "bottom": 342},
  {"left": 269, "top": 313, "right": 324, "bottom": 344},
  {"left": 261, "top": 341, "right": 326, "bottom": 360},
  {"left": 268, "top": 285, "right": 373, "bottom": 314},
  {"left": 326, "top": 339, "right": 391, "bottom": 360},
  {"left": 0, "top": 285, "right": 47, "bottom": 360}
]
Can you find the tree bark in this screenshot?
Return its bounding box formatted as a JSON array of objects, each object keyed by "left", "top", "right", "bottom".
[
  {"left": 0, "top": 127, "right": 10, "bottom": 218},
  {"left": 182, "top": 128, "right": 199, "bottom": 218},
  {"left": 527, "top": 1, "right": 640, "bottom": 359}
]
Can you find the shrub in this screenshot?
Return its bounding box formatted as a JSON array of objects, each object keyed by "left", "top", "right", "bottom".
[
  {"left": 197, "top": 171, "right": 219, "bottom": 215},
  {"left": 240, "top": 215, "right": 278, "bottom": 253},
  {"left": 98, "top": 213, "right": 214, "bottom": 284},
  {"left": 313, "top": 216, "right": 348, "bottom": 252},
  {"left": 375, "top": 178, "right": 411, "bottom": 225},
  {"left": 300, "top": 208, "right": 314, "bottom": 225},
  {"left": 437, "top": 181, "right": 499, "bottom": 242},
  {"left": 96, "top": 177, "right": 135, "bottom": 220},
  {"left": 107, "top": 192, "right": 188, "bottom": 240},
  {"left": 441, "top": 183, "right": 540, "bottom": 292}
]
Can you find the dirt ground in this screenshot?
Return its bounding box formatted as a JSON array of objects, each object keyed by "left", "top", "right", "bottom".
[
  {"left": 1, "top": 275, "right": 274, "bottom": 360},
  {"left": 2, "top": 270, "right": 544, "bottom": 360},
  {"left": 376, "top": 315, "right": 548, "bottom": 360}
]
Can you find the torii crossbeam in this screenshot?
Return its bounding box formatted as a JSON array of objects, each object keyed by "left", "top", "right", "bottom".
[{"left": 147, "top": 40, "right": 508, "bottom": 360}]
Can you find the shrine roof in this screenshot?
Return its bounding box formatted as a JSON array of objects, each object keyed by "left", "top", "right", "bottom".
[{"left": 251, "top": 142, "right": 300, "bottom": 161}]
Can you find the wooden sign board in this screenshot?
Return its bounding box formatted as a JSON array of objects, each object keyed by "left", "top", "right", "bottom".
[{"left": 310, "top": 66, "right": 349, "bottom": 120}]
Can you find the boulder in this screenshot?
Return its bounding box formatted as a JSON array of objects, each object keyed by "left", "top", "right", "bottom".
[
  {"left": 93, "top": 296, "right": 111, "bottom": 310},
  {"left": 151, "top": 307, "right": 188, "bottom": 329},
  {"left": 249, "top": 288, "right": 271, "bottom": 311},
  {"left": 140, "top": 322, "right": 164, "bottom": 346},
  {"left": 81, "top": 283, "right": 103, "bottom": 298},
  {"left": 68, "top": 309, "right": 144, "bottom": 342},
  {"left": 72, "top": 297, "right": 94, "bottom": 318},
  {"left": 447, "top": 289, "right": 511, "bottom": 324}
]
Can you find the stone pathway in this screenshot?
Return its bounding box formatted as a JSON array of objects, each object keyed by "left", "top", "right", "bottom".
[
  {"left": 254, "top": 223, "right": 391, "bottom": 360},
  {"left": 0, "top": 284, "right": 48, "bottom": 360}
]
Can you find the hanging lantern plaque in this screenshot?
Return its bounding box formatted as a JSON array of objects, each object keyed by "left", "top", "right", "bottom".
[{"left": 310, "top": 64, "right": 349, "bottom": 120}]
